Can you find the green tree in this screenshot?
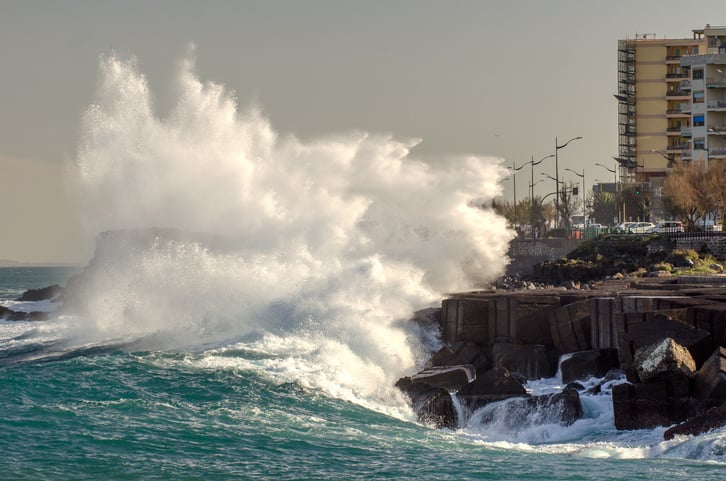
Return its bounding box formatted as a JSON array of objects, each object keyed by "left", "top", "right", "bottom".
[{"left": 591, "top": 191, "right": 618, "bottom": 225}]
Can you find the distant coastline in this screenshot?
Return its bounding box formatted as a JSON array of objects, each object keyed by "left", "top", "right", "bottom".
[{"left": 0, "top": 259, "right": 81, "bottom": 268}]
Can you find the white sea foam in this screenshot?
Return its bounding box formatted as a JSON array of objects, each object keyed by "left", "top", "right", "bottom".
[{"left": 58, "top": 52, "right": 513, "bottom": 415}]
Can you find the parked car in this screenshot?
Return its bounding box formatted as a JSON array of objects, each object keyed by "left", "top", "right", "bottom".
[
  {"left": 613, "top": 222, "right": 636, "bottom": 233},
  {"left": 696, "top": 219, "right": 723, "bottom": 232},
  {"left": 628, "top": 222, "right": 656, "bottom": 234},
  {"left": 647, "top": 221, "right": 685, "bottom": 234}
]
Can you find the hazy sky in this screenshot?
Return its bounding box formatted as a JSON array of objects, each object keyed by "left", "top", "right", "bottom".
[{"left": 1, "top": 0, "right": 723, "bottom": 263}]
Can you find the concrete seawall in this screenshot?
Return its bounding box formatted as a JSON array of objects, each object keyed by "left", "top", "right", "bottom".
[
  {"left": 506, "top": 238, "right": 583, "bottom": 277},
  {"left": 421, "top": 276, "right": 726, "bottom": 433}
]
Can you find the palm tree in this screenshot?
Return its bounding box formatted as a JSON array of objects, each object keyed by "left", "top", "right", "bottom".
[{"left": 591, "top": 191, "right": 618, "bottom": 226}]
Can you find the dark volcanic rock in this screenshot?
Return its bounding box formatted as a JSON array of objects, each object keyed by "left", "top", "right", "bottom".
[
  {"left": 410, "top": 365, "right": 475, "bottom": 392},
  {"left": 620, "top": 315, "right": 712, "bottom": 371},
  {"left": 560, "top": 349, "right": 620, "bottom": 384},
  {"left": 428, "top": 342, "right": 492, "bottom": 375},
  {"left": 491, "top": 343, "right": 557, "bottom": 380},
  {"left": 472, "top": 388, "right": 584, "bottom": 429},
  {"left": 695, "top": 347, "right": 726, "bottom": 401},
  {"left": 395, "top": 377, "right": 458, "bottom": 429},
  {"left": 0, "top": 305, "right": 48, "bottom": 322},
  {"left": 456, "top": 366, "right": 527, "bottom": 412},
  {"left": 16, "top": 285, "right": 63, "bottom": 302},
  {"left": 612, "top": 379, "right": 697, "bottom": 430},
  {"left": 663, "top": 404, "right": 726, "bottom": 440}
]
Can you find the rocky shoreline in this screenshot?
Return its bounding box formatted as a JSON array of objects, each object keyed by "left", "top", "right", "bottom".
[
  {"left": 396, "top": 274, "right": 726, "bottom": 439},
  {"left": 5, "top": 243, "right": 726, "bottom": 441}
]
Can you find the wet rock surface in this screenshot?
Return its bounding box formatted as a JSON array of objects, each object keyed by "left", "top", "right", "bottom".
[{"left": 397, "top": 274, "right": 726, "bottom": 438}]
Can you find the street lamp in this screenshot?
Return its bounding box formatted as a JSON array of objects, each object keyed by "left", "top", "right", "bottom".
[
  {"left": 555, "top": 136, "right": 583, "bottom": 228},
  {"left": 595, "top": 162, "right": 617, "bottom": 184},
  {"left": 565, "top": 168, "right": 586, "bottom": 226},
  {"left": 529, "top": 154, "right": 555, "bottom": 201},
  {"left": 649, "top": 149, "right": 676, "bottom": 169}
]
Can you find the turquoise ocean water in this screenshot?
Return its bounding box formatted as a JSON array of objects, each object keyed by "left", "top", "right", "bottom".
[
  {"left": 5, "top": 52, "right": 724, "bottom": 480},
  {"left": 1, "top": 267, "right": 725, "bottom": 481}
]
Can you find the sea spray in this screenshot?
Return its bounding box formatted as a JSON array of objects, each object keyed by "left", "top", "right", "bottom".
[{"left": 63, "top": 53, "right": 514, "bottom": 411}]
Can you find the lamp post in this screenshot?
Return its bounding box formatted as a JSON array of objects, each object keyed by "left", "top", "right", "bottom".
[
  {"left": 509, "top": 160, "right": 528, "bottom": 228},
  {"left": 529, "top": 154, "right": 555, "bottom": 201},
  {"left": 565, "top": 168, "right": 586, "bottom": 226},
  {"left": 596, "top": 162, "right": 620, "bottom": 222},
  {"left": 595, "top": 162, "right": 617, "bottom": 184},
  {"left": 555, "top": 136, "right": 583, "bottom": 228},
  {"left": 649, "top": 149, "right": 676, "bottom": 169}
]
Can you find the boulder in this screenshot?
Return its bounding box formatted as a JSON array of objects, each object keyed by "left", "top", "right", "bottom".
[
  {"left": 612, "top": 381, "right": 697, "bottom": 430},
  {"left": 633, "top": 338, "right": 696, "bottom": 383},
  {"left": 456, "top": 367, "right": 527, "bottom": 412},
  {"left": 491, "top": 343, "right": 557, "bottom": 380},
  {"left": 560, "top": 349, "right": 620, "bottom": 384},
  {"left": 619, "top": 314, "right": 712, "bottom": 370},
  {"left": 695, "top": 347, "right": 726, "bottom": 401},
  {"left": 473, "top": 388, "right": 583, "bottom": 429},
  {"left": 428, "top": 342, "right": 491, "bottom": 373},
  {"left": 585, "top": 369, "right": 626, "bottom": 395},
  {"left": 15, "top": 284, "right": 63, "bottom": 302},
  {"left": 395, "top": 377, "right": 458, "bottom": 429},
  {"left": 0, "top": 306, "right": 48, "bottom": 322},
  {"left": 410, "top": 365, "right": 476, "bottom": 392},
  {"left": 663, "top": 404, "right": 726, "bottom": 440}
]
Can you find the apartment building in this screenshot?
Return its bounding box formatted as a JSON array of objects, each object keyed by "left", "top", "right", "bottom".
[{"left": 615, "top": 25, "right": 726, "bottom": 221}]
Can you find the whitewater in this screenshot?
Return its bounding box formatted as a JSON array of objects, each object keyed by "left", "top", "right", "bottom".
[{"left": 1, "top": 54, "right": 725, "bottom": 480}]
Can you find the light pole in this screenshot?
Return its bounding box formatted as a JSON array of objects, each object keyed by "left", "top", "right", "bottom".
[
  {"left": 529, "top": 154, "right": 555, "bottom": 201},
  {"left": 649, "top": 149, "right": 676, "bottom": 169},
  {"left": 596, "top": 162, "right": 620, "bottom": 222},
  {"left": 509, "top": 160, "right": 528, "bottom": 228},
  {"left": 555, "top": 136, "right": 583, "bottom": 228},
  {"left": 565, "top": 168, "right": 586, "bottom": 226},
  {"left": 595, "top": 162, "right": 617, "bottom": 184}
]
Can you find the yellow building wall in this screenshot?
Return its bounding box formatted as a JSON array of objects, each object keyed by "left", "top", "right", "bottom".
[
  {"left": 637, "top": 117, "right": 667, "bottom": 133},
  {"left": 637, "top": 101, "right": 667, "bottom": 116},
  {"left": 636, "top": 64, "right": 667, "bottom": 81},
  {"left": 635, "top": 44, "right": 666, "bottom": 62}
]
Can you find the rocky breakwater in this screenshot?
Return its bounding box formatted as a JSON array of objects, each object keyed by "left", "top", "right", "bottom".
[
  {"left": 0, "top": 285, "right": 64, "bottom": 322},
  {"left": 396, "top": 276, "right": 726, "bottom": 439}
]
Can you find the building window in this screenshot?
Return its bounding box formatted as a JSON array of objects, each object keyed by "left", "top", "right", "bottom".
[
  {"left": 694, "top": 91, "right": 705, "bottom": 103},
  {"left": 694, "top": 138, "right": 706, "bottom": 150},
  {"left": 694, "top": 115, "right": 705, "bottom": 126},
  {"left": 693, "top": 68, "right": 704, "bottom": 79}
]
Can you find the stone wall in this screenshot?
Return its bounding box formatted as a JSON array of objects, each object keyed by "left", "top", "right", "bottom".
[{"left": 507, "top": 238, "right": 583, "bottom": 276}]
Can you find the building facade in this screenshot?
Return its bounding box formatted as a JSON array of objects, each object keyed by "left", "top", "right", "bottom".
[{"left": 614, "top": 25, "right": 726, "bottom": 221}]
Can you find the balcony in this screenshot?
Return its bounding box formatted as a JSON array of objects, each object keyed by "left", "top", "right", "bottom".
[
  {"left": 666, "top": 90, "right": 690, "bottom": 98},
  {"left": 708, "top": 125, "right": 726, "bottom": 135},
  {"left": 666, "top": 107, "right": 691, "bottom": 117},
  {"left": 707, "top": 100, "right": 726, "bottom": 110},
  {"left": 666, "top": 73, "right": 689, "bottom": 80},
  {"left": 667, "top": 144, "right": 690, "bottom": 153},
  {"left": 706, "top": 78, "right": 726, "bottom": 88},
  {"left": 680, "top": 79, "right": 692, "bottom": 90}
]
